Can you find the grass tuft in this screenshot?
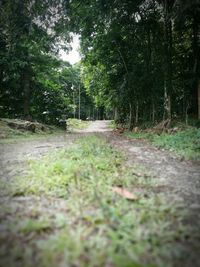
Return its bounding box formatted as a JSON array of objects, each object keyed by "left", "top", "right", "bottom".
[{"left": 125, "top": 128, "right": 200, "bottom": 161}]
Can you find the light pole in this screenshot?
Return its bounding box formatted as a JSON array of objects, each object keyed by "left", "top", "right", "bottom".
[
  {"left": 72, "top": 84, "right": 76, "bottom": 118},
  {"left": 78, "top": 84, "right": 81, "bottom": 120}
]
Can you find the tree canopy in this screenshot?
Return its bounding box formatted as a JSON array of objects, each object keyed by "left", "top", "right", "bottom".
[
  {"left": 0, "top": 0, "right": 199, "bottom": 126},
  {"left": 70, "top": 0, "right": 200, "bottom": 127}
]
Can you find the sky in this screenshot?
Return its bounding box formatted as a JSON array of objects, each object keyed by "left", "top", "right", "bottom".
[{"left": 59, "top": 34, "right": 81, "bottom": 65}]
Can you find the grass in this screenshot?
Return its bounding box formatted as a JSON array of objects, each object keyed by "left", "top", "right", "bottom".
[
  {"left": 125, "top": 128, "right": 200, "bottom": 161},
  {"left": 108, "top": 120, "right": 117, "bottom": 129},
  {"left": 66, "top": 118, "right": 90, "bottom": 131},
  {"left": 0, "top": 135, "right": 198, "bottom": 267},
  {"left": 0, "top": 130, "right": 65, "bottom": 144},
  {"left": 0, "top": 119, "right": 64, "bottom": 144}
]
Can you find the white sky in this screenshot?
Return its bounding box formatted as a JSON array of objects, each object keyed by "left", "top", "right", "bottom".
[{"left": 59, "top": 34, "right": 81, "bottom": 65}]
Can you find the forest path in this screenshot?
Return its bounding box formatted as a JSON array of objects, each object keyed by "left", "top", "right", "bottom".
[
  {"left": 0, "top": 120, "right": 200, "bottom": 267},
  {"left": 107, "top": 132, "right": 200, "bottom": 207},
  {"left": 74, "top": 120, "right": 113, "bottom": 133},
  {"left": 0, "top": 134, "right": 75, "bottom": 181},
  {"left": 0, "top": 120, "right": 200, "bottom": 207},
  {"left": 0, "top": 120, "right": 111, "bottom": 180},
  {"left": 79, "top": 121, "right": 200, "bottom": 207},
  {"left": 77, "top": 120, "right": 200, "bottom": 208}
]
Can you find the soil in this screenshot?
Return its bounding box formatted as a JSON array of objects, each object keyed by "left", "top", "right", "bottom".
[
  {"left": 0, "top": 134, "right": 75, "bottom": 181},
  {"left": 0, "top": 120, "right": 200, "bottom": 267},
  {"left": 108, "top": 132, "right": 200, "bottom": 207},
  {"left": 1, "top": 120, "right": 200, "bottom": 207}
]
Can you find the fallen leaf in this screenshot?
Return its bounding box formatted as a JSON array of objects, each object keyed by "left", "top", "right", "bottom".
[{"left": 112, "top": 186, "right": 137, "bottom": 200}]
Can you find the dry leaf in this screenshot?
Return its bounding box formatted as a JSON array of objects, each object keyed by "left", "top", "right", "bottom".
[{"left": 112, "top": 186, "right": 137, "bottom": 200}]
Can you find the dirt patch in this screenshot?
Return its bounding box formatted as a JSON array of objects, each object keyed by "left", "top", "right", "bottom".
[
  {"left": 0, "top": 134, "right": 76, "bottom": 181},
  {"left": 107, "top": 132, "right": 200, "bottom": 206},
  {"left": 73, "top": 120, "right": 113, "bottom": 133}
]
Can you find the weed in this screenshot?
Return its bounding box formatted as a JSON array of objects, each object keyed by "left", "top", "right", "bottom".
[
  {"left": 108, "top": 120, "right": 117, "bottom": 129},
  {"left": 125, "top": 128, "right": 200, "bottom": 161}
]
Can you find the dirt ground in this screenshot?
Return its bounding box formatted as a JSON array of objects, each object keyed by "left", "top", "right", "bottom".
[
  {"left": 1, "top": 120, "right": 200, "bottom": 208},
  {"left": 0, "top": 134, "right": 76, "bottom": 181},
  {"left": 108, "top": 133, "right": 200, "bottom": 207},
  {"left": 0, "top": 120, "right": 200, "bottom": 266},
  {"left": 78, "top": 121, "right": 200, "bottom": 206}
]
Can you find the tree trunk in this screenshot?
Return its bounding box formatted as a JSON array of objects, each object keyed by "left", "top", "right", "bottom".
[
  {"left": 23, "top": 70, "right": 31, "bottom": 120},
  {"left": 135, "top": 101, "right": 139, "bottom": 125},
  {"left": 164, "top": 82, "right": 171, "bottom": 121},
  {"left": 78, "top": 85, "right": 81, "bottom": 119},
  {"left": 152, "top": 100, "right": 155, "bottom": 123},
  {"left": 192, "top": 14, "right": 200, "bottom": 119},
  {"left": 21, "top": 1, "right": 32, "bottom": 121},
  {"left": 129, "top": 103, "right": 134, "bottom": 130},
  {"left": 163, "top": 0, "right": 173, "bottom": 121},
  {"left": 185, "top": 101, "right": 189, "bottom": 125},
  {"left": 198, "top": 80, "right": 200, "bottom": 120},
  {"left": 114, "top": 107, "right": 119, "bottom": 121}
]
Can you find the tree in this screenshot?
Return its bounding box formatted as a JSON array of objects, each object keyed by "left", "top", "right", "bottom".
[
  {"left": 0, "top": 0, "right": 70, "bottom": 119},
  {"left": 69, "top": 0, "right": 200, "bottom": 126}
]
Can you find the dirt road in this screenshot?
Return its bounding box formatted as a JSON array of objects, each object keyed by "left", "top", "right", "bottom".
[
  {"left": 109, "top": 133, "right": 200, "bottom": 207},
  {"left": 0, "top": 120, "right": 200, "bottom": 206},
  {"left": 0, "top": 120, "right": 200, "bottom": 267},
  {"left": 0, "top": 134, "right": 75, "bottom": 181}
]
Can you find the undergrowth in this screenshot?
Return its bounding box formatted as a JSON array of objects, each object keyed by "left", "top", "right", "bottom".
[
  {"left": 125, "top": 128, "right": 200, "bottom": 161},
  {"left": 0, "top": 119, "right": 64, "bottom": 143},
  {"left": 0, "top": 135, "right": 196, "bottom": 267}
]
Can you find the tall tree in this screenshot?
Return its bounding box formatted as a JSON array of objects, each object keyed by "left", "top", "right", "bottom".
[{"left": 0, "top": 0, "right": 70, "bottom": 119}]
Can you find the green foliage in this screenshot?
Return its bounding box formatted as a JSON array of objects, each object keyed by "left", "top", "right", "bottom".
[
  {"left": 0, "top": 0, "right": 70, "bottom": 119},
  {"left": 108, "top": 120, "right": 117, "bottom": 129},
  {"left": 70, "top": 0, "right": 200, "bottom": 125},
  {"left": 17, "top": 218, "right": 52, "bottom": 234},
  {"left": 0, "top": 118, "right": 64, "bottom": 143},
  {"left": 126, "top": 128, "right": 200, "bottom": 160},
  {"left": 152, "top": 129, "right": 200, "bottom": 160},
  {"left": 0, "top": 1, "right": 95, "bottom": 123}
]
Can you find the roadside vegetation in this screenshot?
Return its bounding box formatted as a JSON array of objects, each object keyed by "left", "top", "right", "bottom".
[
  {"left": 0, "top": 118, "right": 90, "bottom": 143},
  {"left": 1, "top": 135, "right": 197, "bottom": 267},
  {"left": 0, "top": 118, "right": 64, "bottom": 143},
  {"left": 125, "top": 127, "right": 200, "bottom": 161},
  {"left": 110, "top": 118, "right": 200, "bottom": 161}
]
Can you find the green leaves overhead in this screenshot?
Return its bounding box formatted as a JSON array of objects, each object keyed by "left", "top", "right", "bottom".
[{"left": 70, "top": 0, "right": 200, "bottom": 126}]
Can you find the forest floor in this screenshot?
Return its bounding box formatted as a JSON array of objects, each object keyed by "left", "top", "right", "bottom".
[{"left": 0, "top": 120, "right": 200, "bottom": 267}]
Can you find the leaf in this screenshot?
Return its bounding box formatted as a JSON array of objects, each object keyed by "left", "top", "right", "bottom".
[{"left": 112, "top": 186, "right": 137, "bottom": 201}]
